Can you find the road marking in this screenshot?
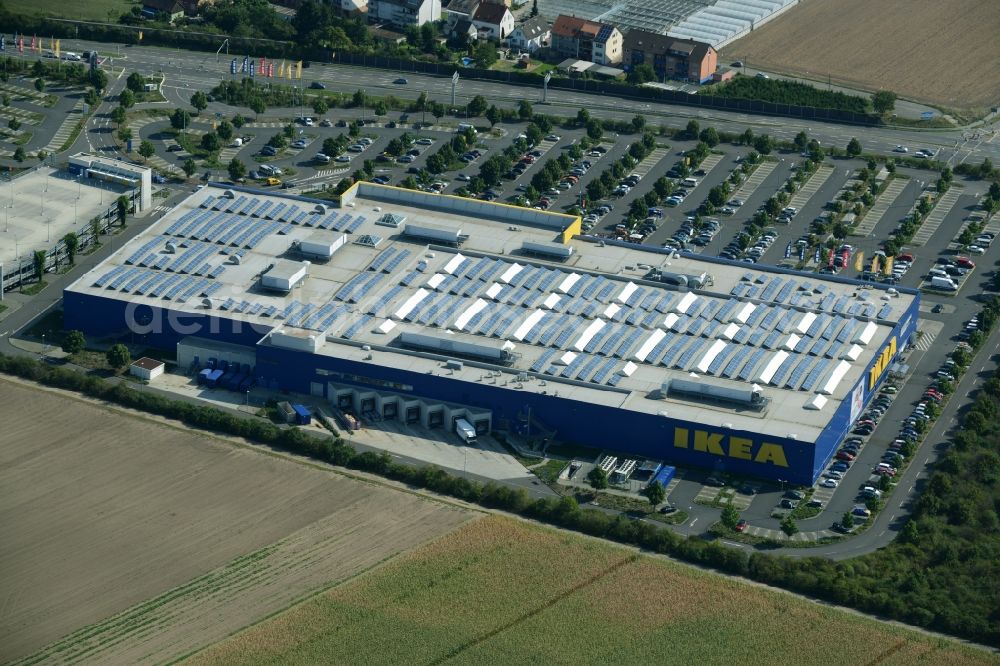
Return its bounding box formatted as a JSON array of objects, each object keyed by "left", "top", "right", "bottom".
[{"left": 689, "top": 518, "right": 698, "bottom": 527}]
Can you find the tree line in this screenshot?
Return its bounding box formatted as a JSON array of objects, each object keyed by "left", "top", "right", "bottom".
[{"left": 704, "top": 76, "right": 871, "bottom": 115}]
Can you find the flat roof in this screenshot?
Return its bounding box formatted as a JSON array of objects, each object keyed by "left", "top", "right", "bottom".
[
  {"left": 0, "top": 166, "right": 128, "bottom": 265},
  {"left": 67, "top": 184, "right": 917, "bottom": 442}
]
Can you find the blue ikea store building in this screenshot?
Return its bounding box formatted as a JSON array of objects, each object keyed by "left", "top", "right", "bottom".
[{"left": 64, "top": 184, "right": 920, "bottom": 486}]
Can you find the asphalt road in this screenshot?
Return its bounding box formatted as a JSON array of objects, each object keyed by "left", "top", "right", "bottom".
[{"left": 12, "top": 38, "right": 1000, "bottom": 168}]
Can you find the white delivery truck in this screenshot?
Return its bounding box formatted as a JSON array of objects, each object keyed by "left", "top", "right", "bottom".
[
  {"left": 455, "top": 418, "right": 477, "bottom": 444},
  {"left": 930, "top": 275, "right": 957, "bottom": 291}
]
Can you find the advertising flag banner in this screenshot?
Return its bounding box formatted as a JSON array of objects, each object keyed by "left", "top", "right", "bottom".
[
  {"left": 18, "top": 35, "right": 23, "bottom": 53},
  {"left": 295, "top": 60, "right": 302, "bottom": 79},
  {"left": 249, "top": 61, "right": 255, "bottom": 77},
  {"left": 268, "top": 62, "right": 274, "bottom": 77},
  {"left": 278, "top": 61, "right": 285, "bottom": 77},
  {"left": 55, "top": 39, "right": 60, "bottom": 59},
  {"left": 259, "top": 56, "right": 265, "bottom": 74},
  {"left": 242, "top": 55, "right": 249, "bottom": 73},
  {"left": 30, "top": 35, "right": 35, "bottom": 52}
]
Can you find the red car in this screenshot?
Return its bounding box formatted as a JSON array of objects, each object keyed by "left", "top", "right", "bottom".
[
  {"left": 956, "top": 257, "right": 975, "bottom": 269},
  {"left": 874, "top": 467, "right": 896, "bottom": 477},
  {"left": 836, "top": 450, "right": 857, "bottom": 461},
  {"left": 898, "top": 253, "right": 914, "bottom": 263},
  {"left": 735, "top": 519, "right": 748, "bottom": 532}
]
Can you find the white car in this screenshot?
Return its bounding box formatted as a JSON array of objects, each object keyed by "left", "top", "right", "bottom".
[
  {"left": 415, "top": 138, "right": 434, "bottom": 145},
  {"left": 456, "top": 174, "right": 471, "bottom": 182},
  {"left": 335, "top": 155, "right": 351, "bottom": 163},
  {"left": 820, "top": 478, "right": 839, "bottom": 488},
  {"left": 545, "top": 134, "right": 561, "bottom": 141},
  {"left": 824, "top": 470, "right": 844, "bottom": 480},
  {"left": 347, "top": 144, "right": 365, "bottom": 153},
  {"left": 894, "top": 145, "right": 908, "bottom": 153}
]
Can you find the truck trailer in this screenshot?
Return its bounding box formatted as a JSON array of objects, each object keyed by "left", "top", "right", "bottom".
[{"left": 455, "top": 418, "right": 477, "bottom": 444}]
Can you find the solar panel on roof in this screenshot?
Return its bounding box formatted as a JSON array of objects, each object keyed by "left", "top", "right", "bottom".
[
  {"left": 776, "top": 280, "right": 795, "bottom": 303},
  {"left": 738, "top": 349, "right": 767, "bottom": 381},
  {"left": 786, "top": 355, "right": 814, "bottom": 389},
  {"left": 721, "top": 349, "right": 747, "bottom": 378},
  {"left": 800, "top": 359, "right": 829, "bottom": 392},
  {"left": 734, "top": 325, "right": 752, "bottom": 344},
  {"left": 770, "top": 354, "right": 797, "bottom": 386},
  {"left": 835, "top": 319, "right": 857, "bottom": 343},
  {"left": 341, "top": 314, "right": 373, "bottom": 340},
  {"left": 877, "top": 304, "right": 892, "bottom": 319}
]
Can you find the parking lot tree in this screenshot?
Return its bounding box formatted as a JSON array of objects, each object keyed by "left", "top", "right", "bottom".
[
  {"left": 267, "top": 132, "right": 287, "bottom": 149},
  {"left": 576, "top": 107, "right": 590, "bottom": 126},
  {"left": 531, "top": 170, "right": 554, "bottom": 193},
  {"left": 182, "top": 158, "right": 197, "bottom": 178},
  {"left": 793, "top": 131, "right": 809, "bottom": 151},
  {"left": 227, "top": 157, "right": 246, "bottom": 181},
  {"left": 362, "top": 159, "right": 375, "bottom": 178},
  {"left": 425, "top": 152, "right": 446, "bottom": 174},
  {"left": 764, "top": 197, "right": 782, "bottom": 217},
  {"left": 642, "top": 480, "right": 666, "bottom": 506},
  {"left": 117, "top": 195, "right": 129, "bottom": 225},
  {"left": 841, "top": 511, "right": 854, "bottom": 529},
  {"left": 1, "top": 94, "right": 8, "bottom": 107},
  {"left": 34, "top": 77, "right": 44, "bottom": 93},
  {"left": 200, "top": 132, "right": 220, "bottom": 152},
  {"left": 216, "top": 120, "right": 234, "bottom": 142},
  {"left": 484, "top": 104, "right": 501, "bottom": 128},
  {"left": 683, "top": 119, "right": 699, "bottom": 140},
  {"left": 385, "top": 138, "right": 404, "bottom": 157},
  {"left": 12, "top": 146, "right": 25, "bottom": 162},
  {"left": 372, "top": 100, "right": 388, "bottom": 117},
  {"left": 721, "top": 503, "right": 740, "bottom": 529},
  {"left": 630, "top": 114, "right": 646, "bottom": 133},
  {"left": 62, "top": 329, "right": 86, "bottom": 355},
  {"left": 190, "top": 90, "right": 208, "bottom": 112},
  {"left": 431, "top": 102, "right": 446, "bottom": 121},
  {"left": 958, "top": 227, "right": 975, "bottom": 248},
  {"left": 311, "top": 96, "right": 329, "bottom": 116},
  {"left": 7, "top": 117, "right": 19, "bottom": 132},
  {"left": 62, "top": 231, "right": 79, "bottom": 265},
  {"left": 740, "top": 128, "right": 754, "bottom": 146},
  {"left": 846, "top": 137, "right": 862, "bottom": 157},
  {"left": 106, "top": 343, "right": 131, "bottom": 370},
  {"left": 628, "top": 199, "right": 646, "bottom": 220},
  {"left": 89, "top": 68, "right": 108, "bottom": 93},
  {"left": 780, "top": 516, "right": 798, "bottom": 536},
  {"left": 249, "top": 97, "right": 266, "bottom": 117},
  {"left": 517, "top": 100, "right": 533, "bottom": 120},
  {"left": 118, "top": 88, "right": 135, "bottom": 109},
  {"left": 138, "top": 139, "right": 155, "bottom": 162},
  {"left": 653, "top": 176, "right": 673, "bottom": 199},
  {"left": 752, "top": 133, "right": 774, "bottom": 155},
  {"left": 586, "top": 466, "right": 608, "bottom": 490},
  {"left": 522, "top": 124, "right": 540, "bottom": 147},
  {"left": 400, "top": 176, "right": 419, "bottom": 190},
  {"left": 707, "top": 186, "right": 727, "bottom": 208},
  {"left": 466, "top": 94, "right": 488, "bottom": 118},
  {"left": 169, "top": 108, "right": 190, "bottom": 130},
  {"left": 126, "top": 72, "right": 146, "bottom": 93},
  {"left": 872, "top": 90, "right": 897, "bottom": 115},
  {"left": 698, "top": 126, "right": 720, "bottom": 148}
]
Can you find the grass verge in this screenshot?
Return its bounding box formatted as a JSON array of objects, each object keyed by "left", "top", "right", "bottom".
[{"left": 21, "top": 279, "right": 48, "bottom": 296}]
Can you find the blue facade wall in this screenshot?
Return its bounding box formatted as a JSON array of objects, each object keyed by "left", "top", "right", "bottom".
[
  {"left": 63, "top": 290, "right": 272, "bottom": 349},
  {"left": 811, "top": 294, "right": 921, "bottom": 480},
  {"left": 256, "top": 344, "right": 817, "bottom": 485}
]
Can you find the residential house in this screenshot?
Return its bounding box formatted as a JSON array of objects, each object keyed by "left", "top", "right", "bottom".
[
  {"left": 448, "top": 19, "right": 478, "bottom": 44},
  {"left": 471, "top": 2, "right": 514, "bottom": 40},
  {"left": 368, "top": 0, "right": 441, "bottom": 27},
  {"left": 443, "top": 0, "right": 479, "bottom": 21},
  {"left": 622, "top": 29, "right": 717, "bottom": 83},
  {"left": 141, "top": 0, "right": 185, "bottom": 22},
  {"left": 550, "top": 15, "right": 622, "bottom": 66},
  {"left": 335, "top": 0, "right": 368, "bottom": 15},
  {"left": 508, "top": 16, "right": 550, "bottom": 53}
]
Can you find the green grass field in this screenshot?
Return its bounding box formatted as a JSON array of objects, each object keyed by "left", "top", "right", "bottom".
[
  {"left": 4, "top": 0, "right": 135, "bottom": 21},
  {"left": 187, "top": 517, "right": 996, "bottom": 666}
]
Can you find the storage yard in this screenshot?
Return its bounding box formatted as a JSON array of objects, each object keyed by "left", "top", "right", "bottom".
[
  {"left": 0, "top": 379, "right": 474, "bottom": 663},
  {"left": 63, "top": 182, "right": 919, "bottom": 486},
  {"left": 186, "top": 516, "right": 994, "bottom": 665},
  {"left": 721, "top": 0, "right": 1000, "bottom": 110}
]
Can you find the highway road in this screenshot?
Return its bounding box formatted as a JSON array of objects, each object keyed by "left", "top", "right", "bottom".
[{"left": 27, "top": 38, "right": 1000, "bottom": 169}]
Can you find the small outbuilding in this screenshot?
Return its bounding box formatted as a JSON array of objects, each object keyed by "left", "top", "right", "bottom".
[{"left": 130, "top": 356, "right": 165, "bottom": 381}]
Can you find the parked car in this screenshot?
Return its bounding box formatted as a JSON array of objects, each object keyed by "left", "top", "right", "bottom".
[{"left": 735, "top": 519, "right": 748, "bottom": 532}]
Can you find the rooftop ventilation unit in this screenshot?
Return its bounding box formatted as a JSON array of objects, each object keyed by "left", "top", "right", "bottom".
[
  {"left": 375, "top": 212, "right": 407, "bottom": 228},
  {"left": 520, "top": 240, "right": 573, "bottom": 260},
  {"left": 222, "top": 189, "right": 236, "bottom": 199},
  {"left": 403, "top": 223, "right": 462, "bottom": 245},
  {"left": 164, "top": 241, "right": 177, "bottom": 254},
  {"left": 397, "top": 331, "right": 514, "bottom": 365},
  {"left": 663, "top": 378, "right": 767, "bottom": 411}
]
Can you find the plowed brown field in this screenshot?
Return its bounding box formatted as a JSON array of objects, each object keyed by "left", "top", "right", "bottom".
[
  {"left": 722, "top": 0, "right": 1000, "bottom": 110},
  {"left": 0, "top": 379, "right": 475, "bottom": 663}
]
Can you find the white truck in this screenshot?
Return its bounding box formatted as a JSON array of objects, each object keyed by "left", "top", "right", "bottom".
[
  {"left": 930, "top": 275, "right": 957, "bottom": 291},
  {"left": 455, "top": 418, "right": 477, "bottom": 444}
]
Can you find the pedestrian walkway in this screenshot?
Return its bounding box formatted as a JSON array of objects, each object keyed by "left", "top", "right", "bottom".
[
  {"left": 912, "top": 320, "right": 943, "bottom": 352},
  {"left": 151, "top": 204, "right": 173, "bottom": 214},
  {"left": 854, "top": 177, "right": 907, "bottom": 236},
  {"left": 42, "top": 99, "right": 83, "bottom": 153},
  {"left": 732, "top": 160, "right": 776, "bottom": 199},
  {"left": 144, "top": 153, "right": 181, "bottom": 176},
  {"left": 787, "top": 163, "right": 833, "bottom": 210},
  {"left": 911, "top": 188, "right": 961, "bottom": 245}
]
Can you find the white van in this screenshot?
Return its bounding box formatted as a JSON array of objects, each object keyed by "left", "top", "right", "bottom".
[
  {"left": 457, "top": 123, "right": 478, "bottom": 135},
  {"left": 930, "top": 275, "right": 957, "bottom": 291},
  {"left": 682, "top": 177, "right": 699, "bottom": 187}
]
